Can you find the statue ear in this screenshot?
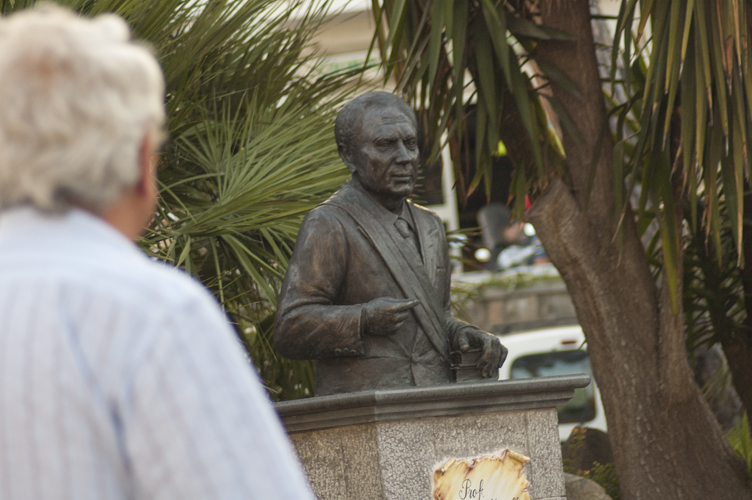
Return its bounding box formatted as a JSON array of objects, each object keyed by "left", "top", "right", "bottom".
[{"left": 338, "top": 142, "right": 357, "bottom": 174}]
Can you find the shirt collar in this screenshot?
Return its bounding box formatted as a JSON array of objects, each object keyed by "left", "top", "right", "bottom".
[{"left": 0, "top": 205, "right": 142, "bottom": 257}]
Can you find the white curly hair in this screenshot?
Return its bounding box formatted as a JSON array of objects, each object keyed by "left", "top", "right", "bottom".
[{"left": 0, "top": 6, "right": 165, "bottom": 213}]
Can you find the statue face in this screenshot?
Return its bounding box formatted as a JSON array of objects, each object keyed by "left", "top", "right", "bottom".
[{"left": 351, "top": 106, "right": 419, "bottom": 202}]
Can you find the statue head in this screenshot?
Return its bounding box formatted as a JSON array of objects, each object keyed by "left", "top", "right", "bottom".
[{"left": 335, "top": 92, "right": 419, "bottom": 208}]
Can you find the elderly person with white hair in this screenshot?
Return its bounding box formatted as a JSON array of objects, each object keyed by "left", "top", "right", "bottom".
[{"left": 0, "top": 7, "right": 314, "bottom": 500}]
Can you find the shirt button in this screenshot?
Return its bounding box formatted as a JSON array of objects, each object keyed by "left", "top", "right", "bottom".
[{"left": 411, "top": 354, "right": 419, "bottom": 363}]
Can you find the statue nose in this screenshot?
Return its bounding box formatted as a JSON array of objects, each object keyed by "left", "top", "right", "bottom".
[{"left": 395, "top": 141, "right": 413, "bottom": 164}]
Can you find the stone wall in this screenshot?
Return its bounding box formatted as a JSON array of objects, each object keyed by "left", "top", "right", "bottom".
[{"left": 455, "top": 271, "right": 576, "bottom": 332}]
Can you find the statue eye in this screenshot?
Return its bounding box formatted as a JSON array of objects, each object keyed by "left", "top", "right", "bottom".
[{"left": 404, "top": 138, "right": 417, "bottom": 149}]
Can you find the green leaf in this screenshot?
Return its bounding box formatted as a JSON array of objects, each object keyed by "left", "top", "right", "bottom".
[
  {"left": 536, "top": 58, "right": 582, "bottom": 100},
  {"left": 728, "top": 412, "right": 752, "bottom": 475},
  {"left": 176, "top": 236, "right": 192, "bottom": 268},
  {"left": 509, "top": 56, "right": 543, "bottom": 172},
  {"left": 479, "top": 0, "right": 511, "bottom": 87},
  {"left": 637, "top": 0, "right": 656, "bottom": 43},
  {"left": 541, "top": 93, "right": 583, "bottom": 150},
  {"left": 664, "top": 0, "right": 683, "bottom": 95},
  {"left": 694, "top": 0, "right": 713, "bottom": 93},
  {"left": 728, "top": 89, "right": 745, "bottom": 261},
  {"left": 650, "top": 0, "right": 671, "bottom": 106},
  {"left": 706, "top": 104, "right": 725, "bottom": 259},
  {"left": 385, "top": 0, "right": 408, "bottom": 51},
  {"left": 680, "top": 0, "right": 695, "bottom": 62},
  {"left": 721, "top": 134, "right": 742, "bottom": 263},
  {"left": 680, "top": 39, "right": 696, "bottom": 180},
  {"left": 662, "top": 1, "right": 683, "bottom": 147},
  {"left": 658, "top": 152, "right": 681, "bottom": 313},
  {"left": 427, "top": 0, "right": 444, "bottom": 87},
  {"left": 473, "top": 19, "right": 498, "bottom": 120},
  {"left": 451, "top": 0, "right": 468, "bottom": 142},
  {"left": 694, "top": 30, "right": 709, "bottom": 166},
  {"left": 508, "top": 16, "right": 575, "bottom": 41},
  {"left": 474, "top": 97, "right": 489, "bottom": 175},
  {"left": 689, "top": 163, "right": 699, "bottom": 233},
  {"left": 611, "top": 0, "right": 638, "bottom": 91},
  {"left": 384, "top": 0, "right": 409, "bottom": 80},
  {"left": 442, "top": 0, "right": 454, "bottom": 37},
  {"left": 707, "top": 0, "right": 730, "bottom": 135},
  {"left": 533, "top": 24, "right": 577, "bottom": 42}
]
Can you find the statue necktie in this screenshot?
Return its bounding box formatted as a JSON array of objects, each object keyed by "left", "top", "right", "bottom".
[
  {"left": 394, "top": 217, "right": 411, "bottom": 238},
  {"left": 395, "top": 217, "right": 420, "bottom": 257}
]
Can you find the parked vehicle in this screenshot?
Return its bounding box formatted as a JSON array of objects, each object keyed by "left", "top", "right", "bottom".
[{"left": 497, "top": 324, "right": 607, "bottom": 441}]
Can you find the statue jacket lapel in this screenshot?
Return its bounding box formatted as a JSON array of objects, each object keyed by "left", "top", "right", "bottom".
[{"left": 324, "top": 181, "right": 449, "bottom": 362}]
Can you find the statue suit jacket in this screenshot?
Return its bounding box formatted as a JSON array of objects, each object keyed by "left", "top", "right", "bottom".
[{"left": 274, "top": 180, "right": 477, "bottom": 396}]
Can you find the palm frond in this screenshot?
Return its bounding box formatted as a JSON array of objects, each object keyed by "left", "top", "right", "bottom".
[{"left": 372, "top": 0, "right": 567, "bottom": 212}]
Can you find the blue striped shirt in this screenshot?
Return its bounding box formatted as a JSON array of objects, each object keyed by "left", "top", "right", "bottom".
[{"left": 0, "top": 207, "right": 313, "bottom": 500}]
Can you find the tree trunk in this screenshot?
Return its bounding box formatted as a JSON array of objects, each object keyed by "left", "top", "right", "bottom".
[{"left": 521, "top": 1, "right": 752, "bottom": 498}]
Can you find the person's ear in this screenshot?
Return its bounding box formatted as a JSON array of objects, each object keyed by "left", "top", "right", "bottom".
[
  {"left": 136, "top": 130, "right": 156, "bottom": 197},
  {"left": 338, "top": 142, "right": 358, "bottom": 174}
]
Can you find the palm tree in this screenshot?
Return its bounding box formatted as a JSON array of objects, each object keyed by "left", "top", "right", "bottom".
[
  {"left": 372, "top": 0, "right": 752, "bottom": 498},
  {"left": 1, "top": 0, "right": 360, "bottom": 400}
]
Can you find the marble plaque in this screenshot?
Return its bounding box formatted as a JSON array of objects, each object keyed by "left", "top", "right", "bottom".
[{"left": 432, "top": 449, "right": 531, "bottom": 500}]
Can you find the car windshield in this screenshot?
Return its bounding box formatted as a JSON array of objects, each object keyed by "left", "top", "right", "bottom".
[{"left": 510, "top": 350, "right": 596, "bottom": 424}]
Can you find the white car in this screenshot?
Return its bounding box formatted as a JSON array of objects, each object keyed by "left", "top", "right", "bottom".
[{"left": 497, "top": 324, "right": 607, "bottom": 441}]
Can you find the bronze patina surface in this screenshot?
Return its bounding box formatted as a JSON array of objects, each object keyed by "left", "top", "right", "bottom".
[{"left": 274, "top": 92, "right": 507, "bottom": 396}]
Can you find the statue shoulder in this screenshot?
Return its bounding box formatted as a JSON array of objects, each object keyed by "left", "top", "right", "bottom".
[
  {"left": 298, "top": 200, "right": 361, "bottom": 240},
  {"left": 293, "top": 204, "right": 354, "bottom": 254},
  {"left": 408, "top": 201, "right": 444, "bottom": 228},
  {"left": 302, "top": 203, "right": 347, "bottom": 228}
]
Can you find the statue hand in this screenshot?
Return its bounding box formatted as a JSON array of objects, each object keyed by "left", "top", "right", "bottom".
[
  {"left": 363, "top": 297, "right": 420, "bottom": 336},
  {"left": 454, "top": 329, "right": 509, "bottom": 378}
]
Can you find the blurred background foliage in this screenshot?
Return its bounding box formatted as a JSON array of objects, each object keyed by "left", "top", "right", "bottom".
[{"left": 0, "top": 0, "right": 361, "bottom": 400}]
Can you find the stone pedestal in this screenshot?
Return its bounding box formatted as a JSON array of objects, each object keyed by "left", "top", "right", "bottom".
[{"left": 276, "top": 375, "right": 590, "bottom": 500}]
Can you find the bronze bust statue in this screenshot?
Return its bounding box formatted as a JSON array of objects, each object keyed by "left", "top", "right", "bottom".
[{"left": 274, "top": 92, "right": 507, "bottom": 396}]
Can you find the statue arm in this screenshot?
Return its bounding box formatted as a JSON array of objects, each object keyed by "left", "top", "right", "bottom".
[
  {"left": 273, "top": 211, "right": 364, "bottom": 360},
  {"left": 436, "top": 219, "right": 478, "bottom": 342},
  {"left": 437, "top": 218, "right": 506, "bottom": 376}
]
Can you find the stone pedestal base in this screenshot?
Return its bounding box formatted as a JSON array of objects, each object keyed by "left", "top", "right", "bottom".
[{"left": 276, "top": 375, "right": 589, "bottom": 500}]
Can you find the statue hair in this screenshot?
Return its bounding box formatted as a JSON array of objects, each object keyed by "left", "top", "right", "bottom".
[{"left": 334, "top": 92, "right": 417, "bottom": 159}]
